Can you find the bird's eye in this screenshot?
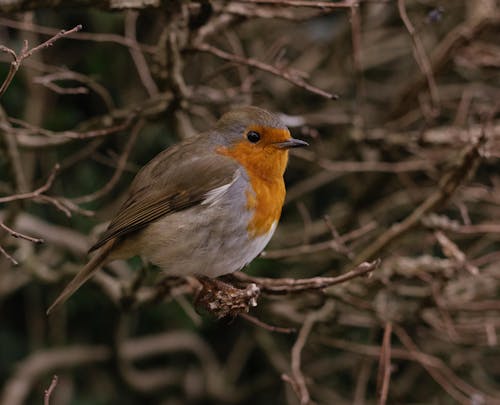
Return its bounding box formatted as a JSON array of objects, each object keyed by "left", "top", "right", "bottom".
[{"left": 247, "top": 130, "right": 261, "bottom": 143}]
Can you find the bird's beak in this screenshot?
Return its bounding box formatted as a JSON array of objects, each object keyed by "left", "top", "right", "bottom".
[{"left": 274, "top": 138, "right": 309, "bottom": 149}]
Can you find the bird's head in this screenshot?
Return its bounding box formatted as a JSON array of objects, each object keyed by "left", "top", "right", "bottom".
[{"left": 214, "top": 106, "right": 308, "bottom": 179}]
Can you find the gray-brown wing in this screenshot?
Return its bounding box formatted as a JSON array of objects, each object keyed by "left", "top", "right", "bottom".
[{"left": 89, "top": 143, "right": 239, "bottom": 252}]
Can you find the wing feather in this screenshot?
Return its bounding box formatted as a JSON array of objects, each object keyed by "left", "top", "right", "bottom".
[{"left": 89, "top": 140, "right": 239, "bottom": 252}]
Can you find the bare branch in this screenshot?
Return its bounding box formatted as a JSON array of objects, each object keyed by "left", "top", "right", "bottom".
[
  {"left": 397, "top": 0, "right": 439, "bottom": 112},
  {"left": 376, "top": 322, "right": 392, "bottom": 405},
  {"left": 0, "top": 25, "right": 82, "bottom": 98},
  {"left": 0, "top": 244, "right": 18, "bottom": 265},
  {"left": 231, "top": 260, "right": 380, "bottom": 294},
  {"left": 0, "top": 17, "right": 156, "bottom": 53},
  {"left": 239, "top": 0, "right": 356, "bottom": 8},
  {"left": 0, "top": 222, "right": 44, "bottom": 244},
  {"left": 43, "top": 375, "right": 58, "bottom": 405},
  {"left": 0, "top": 164, "right": 60, "bottom": 204},
  {"left": 192, "top": 43, "right": 338, "bottom": 99},
  {"left": 71, "top": 118, "right": 144, "bottom": 204},
  {"left": 282, "top": 301, "right": 335, "bottom": 405},
  {"left": 8, "top": 115, "right": 134, "bottom": 140},
  {"left": 353, "top": 133, "right": 486, "bottom": 265},
  {"left": 239, "top": 313, "right": 296, "bottom": 334},
  {"left": 124, "top": 11, "right": 159, "bottom": 96}
]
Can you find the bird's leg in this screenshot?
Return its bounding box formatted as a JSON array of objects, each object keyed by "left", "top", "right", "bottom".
[{"left": 193, "top": 276, "right": 260, "bottom": 319}]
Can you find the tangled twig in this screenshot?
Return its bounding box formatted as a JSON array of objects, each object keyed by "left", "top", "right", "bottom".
[{"left": 0, "top": 24, "right": 82, "bottom": 97}]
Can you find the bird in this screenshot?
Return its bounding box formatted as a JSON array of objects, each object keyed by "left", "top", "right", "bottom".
[{"left": 47, "top": 106, "right": 308, "bottom": 314}]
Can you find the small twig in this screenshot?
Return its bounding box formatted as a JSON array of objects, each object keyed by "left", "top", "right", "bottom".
[
  {"left": 393, "top": 325, "right": 474, "bottom": 405},
  {"left": 0, "top": 244, "right": 18, "bottom": 265},
  {"left": 33, "top": 73, "right": 89, "bottom": 95},
  {"left": 124, "top": 11, "right": 159, "bottom": 97},
  {"left": 296, "top": 201, "right": 313, "bottom": 245},
  {"left": 317, "top": 335, "right": 497, "bottom": 403},
  {"left": 397, "top": 0, "right": 439, "bottom": 113},
  {"left": 71, "top": 119, "right": 144, "bottom": 204},
  {"left": 0, "top": 164, "right": 80, "bottom": 217},
  {"left": 0, "top": 164, "right": 59, "bottom": 204},
  {"left": 434, "top": 230, "right": 478, "bottom": 275},
  {"left": 263, "top": 221, "right": 376, "bottom": 259},
  {"left": 0, "top": 17, "right": 155, "bottom": 53},
  {"left": 239, "top": 313, "right": 296, "bottom": 334},
  {"left": 353, "top": 133, "right": 485, "bottom": 265},
  {"left": 323, "top": 214, "right": 354, "bottom": 259},
  {"left": 240, "top": 0, "right": 355, "bottom": 8},
  {"left": 0, "top": 222, "right": 44, "bottom": 243},
  {"left": 231, "top": 259, "right": 380, "bottom": 294},
  {"left": 390, "top": 13, "right": 499, "bottom": 118},
  {"left": 350, "top": 0, "right": 365, "bottom": 107},
  {"left": 192, "top": 43, "right": 337, "bottom": 99},
  {"left": 0, "top": 24, "right": 82, "bottom": 98},
  {"left": 43, "top": 375, "right": 58, "bottom": 405},
  {"left": 33, "top": 69, "right": 115, "bottom": 110},
  {"left": 292, "top": 148, "right": 433, "bottom": 173},
  {"left": 282, "top": 301, "right": 335, "bottom": 405},
  {"left": 8, "top": 115, "right": 134, "bottom": 140},
  {"left": 377, "top": 322, "right": 392, "bottom": 405},
  {"left": 0, "top": 331, "right": 226, "bottom": 405},
  {"left": 167, "top": 30, "right": 190, "bottom": 100}
]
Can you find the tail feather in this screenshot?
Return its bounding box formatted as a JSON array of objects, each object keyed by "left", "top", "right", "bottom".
[{"left": 47, "top": 240, "right": 115, "bottom": 315}]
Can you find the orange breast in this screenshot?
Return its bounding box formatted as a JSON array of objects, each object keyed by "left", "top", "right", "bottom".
[
  {"left": 217, "top": 132, "right": 288, "bottom": 237},
  {"left": 244, "top": 175, "right": 285, "bottom": 237}
]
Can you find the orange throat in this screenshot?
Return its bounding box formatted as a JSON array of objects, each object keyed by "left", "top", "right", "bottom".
[{"left": 217, "top": 138, "right": 288, "bottom": 237}]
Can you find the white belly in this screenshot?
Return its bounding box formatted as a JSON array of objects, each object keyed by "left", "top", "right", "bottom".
[{"left": 110, "top": 171, "right": 279, "bottom": 277}]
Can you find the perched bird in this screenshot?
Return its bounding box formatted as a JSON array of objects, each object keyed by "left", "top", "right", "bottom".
[{"left": 47, "top": 106, "right": 307, "bottom": 314}]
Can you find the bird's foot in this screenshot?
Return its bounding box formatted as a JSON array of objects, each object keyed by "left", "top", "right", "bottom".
[{"left": 192, "top": 276, "right": 260, "bottom": 319}]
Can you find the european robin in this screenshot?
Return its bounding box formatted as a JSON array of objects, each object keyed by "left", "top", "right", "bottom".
[{"left": 47, "top": 106, "right": 308, "bottom": 314}]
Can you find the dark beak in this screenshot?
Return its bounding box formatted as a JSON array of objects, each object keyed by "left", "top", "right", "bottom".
[{"left": 274, "top": 138, "right": 309, "bottom": 149}]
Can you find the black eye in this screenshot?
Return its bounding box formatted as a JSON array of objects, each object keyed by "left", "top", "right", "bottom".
[{"left": 247, "top": 131, "right": 261, "bottom": 143}]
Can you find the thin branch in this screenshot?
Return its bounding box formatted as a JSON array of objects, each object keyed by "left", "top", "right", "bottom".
[
  {"left": 262, "top": 221, "right": 376, "bottom": 259},
  {"left": 0, "top": 331, "right": 229, "bottom": 405},
  {"left": 192, "top": 43, "right": 337, "bottom": 99},
  {"left": 282, "top": 301, "right": 335, "bottom": 405},
  {"left": 71, "top": 118, "right": 144, "bottom": 204},
  {"left": 239, "top": 0, "right": 356, "bottom": 8},
  {"left": 317, "top": 335, "right": 499, "bottom": 403},
  {"left": 293, "top": 149, "right": 433, "bottom": 173},
  {"left": 8, "top": 115, "right": 134, "bottom": 140},
  {"left": 43, "top": 375, "right": 58, "bottom": 405},
  {"left": 0, "top": 244, "right": 18, "bottom": 265},
  {"left": 0, "top": 165, "right": 57, "bottom": 203},
  {"left": 392, "top": 325, "right": 475, "bottom": 405},
  {"left": 353, "top": 133, "right": 485, "bottom": 265},
  {"left": 124, "top": 11, "right": 159, "bottom": 97},
  {"left": 223, "top": 2, "right": 325, "bottom": 20},
  {"left": 33, "top": 72, "right": 89, "bottom": 95},
  {"left": 32, "top": 69, "right": 115, "bottom": 110},
  {"left": 0, "top": 222, "right": 44, "bottom": 244},
  {"left": 0, "top": 24, "right": 82, "bottom": 98},
  {"left": 0, "top": 164, "right": 81, "bottom": 217},
  {"left": 231, "top": 260, "right": 380, "bottom": 294},
  {"left": 0, "top": 164, "right": 59, "bottom": 204},
  {"left": 377, "top": 322, "right": 392, "bottom": 405},
  {"left": 0, "top": 17, "right": 156, "bottom": 53},
  {"left": 0, "top": 107, "right": 29, "bottom": 193},
  {"left": 167, "top": 29, "right": 190, "bottom": 101},
  {"left": 397, "top": 0, "right": 439, "bottom": 112},
  {"left": 391, "top": 13, "right": 500, "bottom": 118},
  {"left": 434, "top": 230, "right": 478, "bottom": 275},
  {"left": 239, "top": 313, "right": 296, "bottom": 334}
]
